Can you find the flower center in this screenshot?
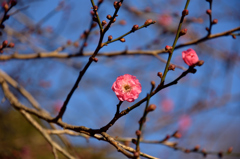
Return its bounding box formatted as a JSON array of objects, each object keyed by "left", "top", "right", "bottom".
[{"left": 123, "top": 84, "right": 131, "bottom": 92}]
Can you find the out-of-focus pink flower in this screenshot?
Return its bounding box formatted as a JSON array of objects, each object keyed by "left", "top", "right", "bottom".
[
  {"left": 53, "top": 100, "right": 63, "bottom": 113},
  {"left": 112, "top": 74, "right": 142, "bottom": 102},
  {"left": 161, "top": 98, "right": 174, "bottom": 112},
  {"left": 182, "top": 48, "right": 199, "bottom": 66},
  {"left": 179, "top": 115, "right": 191, "bottom": 131},
  {"left": 158, "top": 14, "right": 172, "bottom": 27}
]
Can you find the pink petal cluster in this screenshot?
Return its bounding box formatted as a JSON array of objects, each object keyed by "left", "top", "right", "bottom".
[
  {"left": 112, "top": 74, "right": 142, "bottom": 102},
  {"left": 182, "top": 48, "right": 199, "bottom": 66},
  {"left": 158, "top": 14, "right": 172, "bottom": 27},
  {"left": 161, "top": 98, "right": 174, "bottom": 112}
]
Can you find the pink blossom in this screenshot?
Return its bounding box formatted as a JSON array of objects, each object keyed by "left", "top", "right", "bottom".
[
  {"left": 179, "top": 115, "right": 191, "bottom": 131},
  {"left": 182, "top": 48, "right": 199, "bottom": 66},
  {"left": 161, "top": 98, "right": 174, "bottom": 112},
  {"left": 112, "top": 74, "right": 142, "bottom": 102},
  {"left": 158, "top": 14, "right": 172, "bottom": 27}
]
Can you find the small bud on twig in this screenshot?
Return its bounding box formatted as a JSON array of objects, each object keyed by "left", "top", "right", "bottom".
[
  {"left": 146, "top": 104, "right": 157, "bottom": 112},
  {"left": 151, "top": 81, "right": 155, "bottom": 88},
  {"left": 135, "top": 130, "right": 141, "bottom": 136},
  {"left": 131, "top": 24, "right": 139, "bottom": 32},
  {"left": 168, "top": 64, "right": 176, "bottom": 71},
  {"left": 106, "top": 14, "right": 112, "bottom": 20},
  {"left": 206, "top": 9, "right": 212, "bottom": 15},
  {"left": 173, "top": 131, "right": 182, "bottom": 138},
  {"left": 144, "top": 19, "right": 153, "bottom": 26},
  {"left": 157, "top": 72, "right": 163, "bottom": 78},
  {"left": 102, "top": 20, "right": 107, "bottom": 26},
  {"left": 120, "top": 38, "right": 125, "bottom": 42},
  {"left": 182, "top": 9, "right": 189, "bottom": 16},
  {"left": 108, "top": 35, "right": 113, "bottom": 41},
  {"left": 212, "top": 19, "right": 218, "bottom": 24},
  {"left": 232, "top": 35, "right": 236, "bottom": 39},
  {"left": 179, "top": 28, "right": 187, "bottom": 37}
]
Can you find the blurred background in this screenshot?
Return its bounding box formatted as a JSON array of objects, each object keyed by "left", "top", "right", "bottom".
[{"left": 0, "top": 0, "right": 240, "bottom": 158}]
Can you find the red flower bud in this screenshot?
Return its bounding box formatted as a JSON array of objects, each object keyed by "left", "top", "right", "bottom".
[
  {"left": 182, "top": 9, "right": 189, "bottom": 16},
  {"left": 212, "top": 19, "right": 218, "bottom": 24},
  {"left": 144, "top": 19, "right": 153, "bottom": 25},
  {"left": 108, "top": 35, "right": 113, "bottom": 41},
  {"left": 120, "top": 38, "right": 125, "bottom": 42},
  {"left": 102, "top": 20, "right": 107, "bottom": 26},
  {"left": 131, "top": 24, "right": 139, "bottom": 32},
  {"left": 206, "top": 9, "right": 212, "bottom": 15}
]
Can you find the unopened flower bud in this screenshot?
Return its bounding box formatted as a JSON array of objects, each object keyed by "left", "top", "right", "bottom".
[
  {"left": 8, "top": 42, "right": 15, "bottom": 48},
  {"left": 179, "top": 28, "right": 187, "bottom": 36},
  {"left": 227, "top": 147, "right": 233, "bottom": 154},
  {"left": 232, "top": 35, "right": 236, "bottom": 39},
  {"left": 206, "top": 9, "right": 212, "bottom": 15},
  {"left": 151, "top": 81, "right": 155, "bottom": 88},
  {"left": 135, "top": 130, "right": 141, "bottom": 136},
  {"left": 131, "top": 24, "right": 139, "bottom": 32},
  {"left": 173, "top": 131, "right": 182, "bottom": 138},
  {"left": 205, "top": 27, "right": 209, "bottom": 31},
  {"left": 212, "top": 19, "right": 218, "bottom": 24},
  {"left": 112, "top": 18, "right": 116, "bottom": 23},
  {"left": 93, "top": 5, "right": 98, "bottom": 11},
  {"left": 193, "top": 145, "right": 200, "bottom": 151},
  {"left": 93, "top": 57, "right": 98, "bottom": 62},
  {"left": 3, "top": 3, "right": 9, "bottom": 12},
  {"left": 157, "top": 72, "right": 163, "bottom": 78},
  {"left": 165, "top": 45, "right": 172, "bottom": 51},
  {"left": 144, "top": 19, "right": 153, "bottom": 26},
  {"left": 2, "top": 40, "right": 8, "bottom": 47},
  {"left": 113, "top": 1, "right": 118, "bottom": 9},
  {"left": 168, "top": 64, "right": 176, "bottom": 71},
  {"left": 147, "top": 104, "right": 157, "bottom": 112},
  {"left": 108, "top": 35, "right": 113, "bottom": 41},
  {"left": 182, "top": 9, "right": 189, "bottom": 16},
  {"left": 102, "top": 20, "right": 107, "bottom": 26},
  {"left": 120, "top": 38, "right": 125, "bottom": 42},
  {"left": 106, "top": 14, "right": 112, "bottom": 20},
  {"left": 196, "top": 60, "right": 204, "bottom": 66}
]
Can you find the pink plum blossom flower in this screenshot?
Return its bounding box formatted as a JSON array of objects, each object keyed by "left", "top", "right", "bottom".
[
  {"left": 158, "top": 14, "right": 173, "bottom": 27},
  {"left": 179, "top": 115, "right": 192, "bottom": 131},
  {"left": 161, "top": 98, "right": 174, "bottom": 112},
  {"left": 112, "top": 74, "right": 142, "bottom": 102},
  {"left": 182, "top": 48, "right": 199, "bottom": 66}
]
